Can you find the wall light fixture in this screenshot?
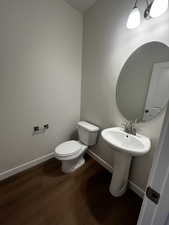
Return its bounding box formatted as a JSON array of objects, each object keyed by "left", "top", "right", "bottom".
[{"left": 127, "top": 0, "right": 168, "bottom": 29}]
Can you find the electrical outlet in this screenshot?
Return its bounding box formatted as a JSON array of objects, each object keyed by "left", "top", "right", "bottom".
[
  {"left": 34, "top": 126, "right": 39, "bottom": 132},
  {"left": 44, "top": 124, "right": 49, "bottom": 129}
]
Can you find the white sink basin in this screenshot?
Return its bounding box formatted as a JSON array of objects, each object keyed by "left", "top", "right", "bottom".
[{"left": 101, "top": 127, "right": 151, "bottom": 156}]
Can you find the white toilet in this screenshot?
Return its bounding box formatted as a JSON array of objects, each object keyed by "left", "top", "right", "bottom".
[{"left": 55, "top": 121, "right": 99, "bottom": 173}]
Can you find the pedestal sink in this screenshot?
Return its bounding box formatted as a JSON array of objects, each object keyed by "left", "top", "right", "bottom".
[{"left": 101, "top": 127, "right": 151, "bottom": 197}]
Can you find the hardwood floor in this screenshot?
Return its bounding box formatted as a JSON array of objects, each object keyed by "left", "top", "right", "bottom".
[{"left": 0, "top": 157, "right": 142, "bottom": 225}]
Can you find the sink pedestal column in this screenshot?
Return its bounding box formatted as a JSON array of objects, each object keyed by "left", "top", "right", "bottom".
[{"left": 109, "top": 151, "right": 132, "bottom": 197}]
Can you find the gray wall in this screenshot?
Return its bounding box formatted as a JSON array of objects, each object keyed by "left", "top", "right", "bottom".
[
  {"left": 81, "top": 0, "right": 169, "bottom": 191},
  {"left": 0, "top": 0, "right": 82, "bottom": 173}
]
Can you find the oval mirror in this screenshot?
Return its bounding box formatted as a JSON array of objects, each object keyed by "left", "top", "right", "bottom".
[{"left": 116, "top": 42, "right": 169, "bottom": 122}]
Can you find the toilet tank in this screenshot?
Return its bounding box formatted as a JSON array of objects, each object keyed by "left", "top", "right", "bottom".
[{"left": 77, "top": 121, "right": 100, "bottom": 146}]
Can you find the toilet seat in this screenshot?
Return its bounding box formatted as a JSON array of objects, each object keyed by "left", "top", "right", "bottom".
[{"left": 55, "top": 140, "right": 83, "bottom": 157}]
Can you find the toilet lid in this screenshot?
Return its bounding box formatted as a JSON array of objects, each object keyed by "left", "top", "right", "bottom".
[{"left": 55, "top": 141, "right": 82, "bottom": 156}]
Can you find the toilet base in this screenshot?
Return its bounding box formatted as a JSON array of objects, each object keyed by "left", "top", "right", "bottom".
[{"left": 61, "top": 156, "right": 85, "bottom": 173}]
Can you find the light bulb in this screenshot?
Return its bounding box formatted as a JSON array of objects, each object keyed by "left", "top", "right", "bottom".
[
  {"left": 127, "top": 7, "right": 141, "bottom": 29},
  {"left": 150, "top": 0, "right": 168, "bottom": 18}
]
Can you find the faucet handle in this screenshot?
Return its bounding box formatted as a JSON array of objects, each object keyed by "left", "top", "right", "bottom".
[
  {"left": 134, "top": 118, "right": 138, "bottom": 124},
  {"left": 121, "top": 120, "right": 129, "bottom": 128},
  {"left": 132, "top": 118, "right": 138, "bottom": 130},
  {"left": 131, "top": 119, "right": 137, "bottom": 135}
]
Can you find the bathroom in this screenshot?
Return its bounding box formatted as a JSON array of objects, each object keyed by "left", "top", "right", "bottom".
[{"left": 0, "top": 0, "right": 169, "bottom": 224}]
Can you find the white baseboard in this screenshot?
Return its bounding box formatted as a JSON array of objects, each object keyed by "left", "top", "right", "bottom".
[
  {"left": 0, "top": 152, "right": 55, "bottom": 181},
  {"left": 128, "top": 181, "right": 145, "bottom": 199},
  {"left": 87, "top": 149, "right": 145, "bottom": 199},
  {"left": 87, "top": 149, "right": 113, "bottom": 173},
  {"left": 0, "top": 150, "right": 145, "bottom": 199}
]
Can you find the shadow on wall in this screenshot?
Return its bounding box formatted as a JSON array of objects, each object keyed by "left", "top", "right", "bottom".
[{"left": 165, "top": 214, "right": 169, "bottom": 225}]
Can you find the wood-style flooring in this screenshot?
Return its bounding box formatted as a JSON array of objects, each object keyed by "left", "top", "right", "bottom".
[{"left": 0, "top": 157, "right": 142, "bottom": 225}]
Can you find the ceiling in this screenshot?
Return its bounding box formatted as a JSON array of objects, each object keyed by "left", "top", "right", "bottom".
[{"left": 65, "top": 0, "right": 97, "bottom": 12}]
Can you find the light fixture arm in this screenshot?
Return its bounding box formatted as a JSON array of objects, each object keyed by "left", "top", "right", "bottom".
[
  {"left": 146, "top": 0, "right": 150, "bottom": 6},
  {"left": 134, "top": 0, "right": 139, "bottom": 8},
  {"left": 144, "top": 0, "right": 153, "bottom": 19}
]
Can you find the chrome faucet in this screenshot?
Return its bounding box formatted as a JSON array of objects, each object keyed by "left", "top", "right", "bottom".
[{"left": 121, "top": 120, "right": 137, "bottom": 135}]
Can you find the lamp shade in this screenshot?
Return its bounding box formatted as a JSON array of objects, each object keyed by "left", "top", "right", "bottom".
[
  {"left": 127, "top": 7, "right": 141, "bottom": 29},
  {"left": 150, "top": 0, "right": 168, "bottom": 18}
]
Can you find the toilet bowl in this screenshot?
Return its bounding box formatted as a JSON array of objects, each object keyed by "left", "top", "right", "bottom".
[
  {"left": 55, "top": 121, "right": 99, "bottom": 173},
  {"left": 55, "top": 140, "right": 87, "bottom": 173}
]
